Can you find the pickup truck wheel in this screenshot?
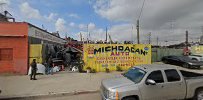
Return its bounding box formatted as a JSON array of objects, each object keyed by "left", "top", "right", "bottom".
[
  {"left": 194, "top": 89, "right": 203, "bottom": 100},
  {"left": 122, "top": 97, "right": 138, "bottom": 100}
]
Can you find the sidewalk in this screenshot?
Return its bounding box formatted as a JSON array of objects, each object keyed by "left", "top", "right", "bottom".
[{"left": 0, "top": 71, "right": 121, "bottom": 99}]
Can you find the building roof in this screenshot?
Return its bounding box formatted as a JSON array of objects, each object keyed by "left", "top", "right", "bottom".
[
  {"left": 27, "top": 23, "right": 65, "bottom": 40},
  {"left": 27, "top": 23, "right": 67, "bottom": 44}
]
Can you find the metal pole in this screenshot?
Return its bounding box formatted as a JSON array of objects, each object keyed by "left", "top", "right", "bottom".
[
  {"left": 131, "top": 25, "right": 133, "bottom": 43},
  {"left": 186, "top": 30, "right": 188, "bottom": 49},
  {"left": 156, "top": 37, "right": 159, "bottom": 46},
  {"left": 136, "top": 20, "right": 140, "bottom": 44},
  {"left": 106, "top": 27, "right": 108, "bottom": 43},
  {"left": 87, "top": 24, "right": 89, "bottom": 44},
  {"left": 148, "top": 32, "right": 151, "bottom": 44}
]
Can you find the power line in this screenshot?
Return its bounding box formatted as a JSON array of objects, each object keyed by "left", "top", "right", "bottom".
[
  {"left": 138, "top": 0, "right": 146, "bottom": 19},
  {"left": 137, "top": 0, "right": 147, "bottom": 44}
]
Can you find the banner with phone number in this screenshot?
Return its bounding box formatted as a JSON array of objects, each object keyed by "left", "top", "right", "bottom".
[{"left": 83, "top": 44, "right": 151, "bottom": 72}]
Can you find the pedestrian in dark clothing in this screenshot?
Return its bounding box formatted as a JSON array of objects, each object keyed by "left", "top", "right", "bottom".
[
  {"left": 30, "top": 59, "right": 37, "bottom": 80},
  {"left": 47, "top": 57, "right": 53, "bottom": 75}
]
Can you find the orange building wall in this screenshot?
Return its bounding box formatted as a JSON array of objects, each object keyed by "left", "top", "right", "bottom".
[{"left": 0, "top": 22, "right": 28, "bottom": 74}]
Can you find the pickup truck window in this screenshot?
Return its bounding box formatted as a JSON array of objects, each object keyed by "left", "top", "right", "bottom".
[
  {"left": 165, "top": 69, "right": 181, "bottom": 82},
  {"left": 123, "top": 67, "right": 146, "bottom": 83},
  {"left": 147, "top": 70, "right": 164, "bottom": 83}
]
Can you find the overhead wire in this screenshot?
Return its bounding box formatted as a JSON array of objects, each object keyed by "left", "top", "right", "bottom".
[{"left": 138, "top": 0, "right": 146, "bottom": 20}]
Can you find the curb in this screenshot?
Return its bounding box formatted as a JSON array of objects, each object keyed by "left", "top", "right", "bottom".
[{"left": 0, "top": 90, "right": 99, "bottom": 100}]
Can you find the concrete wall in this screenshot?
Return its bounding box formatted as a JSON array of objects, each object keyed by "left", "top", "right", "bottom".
[
  {"left": 0, "top": 22, "right": 28, "bottom": 74},
  {"left": 152, "top": 48, "right": 183, "bottom": 62}
]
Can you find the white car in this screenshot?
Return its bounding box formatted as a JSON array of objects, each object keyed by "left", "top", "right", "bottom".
[{"left": 188, "top": 54, "right": 203, "bottom": 61}]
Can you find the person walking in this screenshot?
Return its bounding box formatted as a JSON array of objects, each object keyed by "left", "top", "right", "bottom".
[{"left": 30, "top": 59, "right": 37, "bottom": 80}]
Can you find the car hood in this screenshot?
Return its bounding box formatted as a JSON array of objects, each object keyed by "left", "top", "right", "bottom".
[{"left": 102, "top": 75, "right": 135, "bottom": 89}]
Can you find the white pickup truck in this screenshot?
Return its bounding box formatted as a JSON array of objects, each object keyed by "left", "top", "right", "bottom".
[{"left": 101, "top": 64, "right": 203, "bottom": 100}]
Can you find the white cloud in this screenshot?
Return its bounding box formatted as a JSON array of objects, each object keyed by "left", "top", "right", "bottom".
[
  {"left": 88, "top": 22, "right": 96, "bottom": 31},
  {"left": 79, "top": 24, "right": 86, "bottom": 30},
  {"left": 76, "top": 23, "right": 132, "bottom": 42},
  {"left": 55, "top": 18, "right": 68, "bottom": 37},
  {"left": 68, "top": 13, "right": 80, "bottom": 19},
  {"left": 0, "top": 0, "right": 10, "bottom": 4},
  {"left": 45, "top": 13, "right": 57, "bottom": 22},
  {"left": 0, "top": 0, "right": 10, "bottom": 5},
  {"left": 76, "top": 28, "right": 105, "bottom": 42},
  {"left": 69, "top": 22, "right": 75, "bottom": 27},
  {"left": 78, "top": 22, "right": 96, "bottom": 31},
  {"left": 93, "top": 0, "right": 203, "bottom": 45},
  {"left": 20, "top": 2, "right": 42, "bottom": 19},
  {"left": 0, "top": 0, "right": 10, "bottom": 12}
]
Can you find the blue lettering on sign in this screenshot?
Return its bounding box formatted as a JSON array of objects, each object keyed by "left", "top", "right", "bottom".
[{"left": 144, "top": 47, "right": 149, "bottom": 51}]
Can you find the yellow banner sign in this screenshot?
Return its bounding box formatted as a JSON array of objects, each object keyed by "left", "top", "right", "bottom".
[
  {"left": 83, "top": 44, "right": 151, "bottom": 72},
  {"left": 191, "top": 46, "right": 203, "bottom": 55}
]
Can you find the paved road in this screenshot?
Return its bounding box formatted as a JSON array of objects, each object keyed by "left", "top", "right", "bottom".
[{"left": 10, "top": 92, "right": 101, "bottom": 100}]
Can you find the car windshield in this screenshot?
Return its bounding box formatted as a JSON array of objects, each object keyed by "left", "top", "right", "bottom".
[{"left": 123, "top": 67, "right": 146, "bottom": 83}]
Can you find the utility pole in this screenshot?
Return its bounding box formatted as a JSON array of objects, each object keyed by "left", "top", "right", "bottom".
[
  {"left": 156, "top": 37, "right": 159, "bottom": 46},
  {"left": 131, "top": 25, "right": 134, "bottom": 43},
  {"left": 80, "top": 32, "right": 82, "bottom": 41},
  {"left": 105, "top": 27, "right": 108, "bottom": 43},
  {"left": 89, "top": 32, "right": 91, "bottom": 41},
  {"left": 186, "top": 30, "right": 189, "bottom": 49},
  {"left": 201, "top": 26, "right": 203, "bottom": 35},
  {"left": 148, "top": 32, "right": 151, "bottom": 44},
  {"left": 87, "top": 24, "right": 89, "bottom": 43},
  {"left": 136, "top": 20, "right": 140, "bottom": 44}
]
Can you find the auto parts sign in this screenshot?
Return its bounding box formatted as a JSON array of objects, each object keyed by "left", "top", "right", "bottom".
[{"left": 83, "top": 44, "right": 151, "bottom": 72}]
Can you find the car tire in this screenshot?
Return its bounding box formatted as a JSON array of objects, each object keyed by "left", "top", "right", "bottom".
[
  {"left": 183, "top": 63, "right": 190, "bottom": 68},
  {"left": 194, "top": 89, "right": 203, "bottom": 100},
  {"left": 122, "top": 97, "right": 138, "bottom": 100}
]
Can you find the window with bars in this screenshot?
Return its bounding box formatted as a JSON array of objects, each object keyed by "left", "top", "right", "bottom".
[{"left": 0, "top": 48, "right": 13, "bottom": 61}]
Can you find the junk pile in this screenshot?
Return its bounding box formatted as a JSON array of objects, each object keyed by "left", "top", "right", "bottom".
[{"left": 28, "top": 45, "right": 84, "bottom": 75}]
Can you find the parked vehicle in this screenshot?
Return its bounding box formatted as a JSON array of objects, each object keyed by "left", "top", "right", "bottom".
[
  {"left": 161, "top": 55, "right": 203, "bottom": 69},
  {"left": 100, "top": 64, "right": 203, "bottom": 100},
  {"left": 188, "top": 54, "right": 203, "bottom": 61},
  {"left": 69, "top": 60, "right": 84, "bottom": 72},
  {"left": 52, "top": 58, "right": 64, "bottom": 71}
]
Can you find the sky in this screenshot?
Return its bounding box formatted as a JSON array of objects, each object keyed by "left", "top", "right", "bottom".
[{"left": 0, "top": 0, "right": 203, "bottom": 45}]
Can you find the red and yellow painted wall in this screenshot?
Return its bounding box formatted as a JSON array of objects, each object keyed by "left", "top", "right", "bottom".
[
  {"left": 0, "top": 22, "right": 28, "bottom": 74},
  {"left": 191, "top": 45, "right": 203, "bottom": 55}
]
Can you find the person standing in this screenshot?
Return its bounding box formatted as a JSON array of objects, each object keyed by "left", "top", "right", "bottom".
[
  {"left": 47, "top": 57, "right": 53, "bottom": 75},
  {"left": 30, "top": 59, "right": 37, "bottom": 80}
]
